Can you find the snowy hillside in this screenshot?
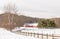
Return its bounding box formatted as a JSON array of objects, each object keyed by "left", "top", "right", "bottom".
[{"left": 0, "top": 28, "right": 38, "bottom": 39}]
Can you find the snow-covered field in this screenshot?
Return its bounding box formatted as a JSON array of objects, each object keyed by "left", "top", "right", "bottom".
[
  {"left": 21, "top": 28, "right": 60, "bottom": 34},
  {"left": 12, "top": 27, "right": 60, "bottom": 39},
  {"left": 0, "top": 28, "right": 38, "bottom": 39},
  {"left": 12, "top": 27, "right": 60, "bottom": 34}
]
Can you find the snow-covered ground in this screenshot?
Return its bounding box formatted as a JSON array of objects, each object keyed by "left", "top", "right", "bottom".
[
  {"left": 21, "top": 28, "right": 60, "bottom": 34},
  {"left": 0, "top": 28, "right": 38, "bottom": 39},
  {"left": 12, "top": 27, "right": 60, "bottom": 39},
  {"left": 12, "top": 27, "right": 60, "bottom": 34}
]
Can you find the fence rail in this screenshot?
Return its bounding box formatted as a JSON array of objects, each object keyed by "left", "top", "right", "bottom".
[{"left": 15, "top": 31, "right": 60, "bottom": 39}]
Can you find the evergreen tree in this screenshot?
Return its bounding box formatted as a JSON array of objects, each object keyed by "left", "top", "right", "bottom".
[{"left": 38, "top": 19, "right": 56, "bottom": 28}]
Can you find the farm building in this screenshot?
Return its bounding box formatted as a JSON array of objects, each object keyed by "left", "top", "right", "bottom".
[
  {"left": 12, "top": 23, "right": 38, "bottom": 31},
  {"left": 23, "top": 23, "right": 38, "bottom": 28}
]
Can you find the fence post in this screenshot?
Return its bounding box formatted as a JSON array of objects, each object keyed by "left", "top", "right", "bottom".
[
  {"left": 19, "top": 30, "right": 21, "bottom": 34},
  {"left": 31, "top": 33, "right": 32, "bottom": 37},
  {"left": 41, "top": 33, "right": 43, "bottom": 39},
  {"left": 52, "top": 32, "right": 55, "bottom": 39},
  {"left": 52, "top": 34, "right": 54, "bottom": 39},
  {"left": 52, "top": 31, "right": 55, "bottom": 39},
  {"left": 28, "top": 32, "right": 30, "bottom": 36},
  {"left": 37, "top": 33, "right": 39, "bottom": 38},
  {"left": 26, "top": 32, "right": 27, "bottom": 36},
  {"left": 46, "top": 34, "right": 48, "bottom": 39},
  {"left": 27, "top": 32, "right": 29, "bottom": 36},
  {"left": 33, "top": 33, "right": 35, "bottom": 37}
]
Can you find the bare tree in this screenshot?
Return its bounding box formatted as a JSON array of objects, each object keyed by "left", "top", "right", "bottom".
[
  {"left": 4, "top": 4, "right": 18, "bottom": 13},
  {"left": 3, "top": 4, "right": 18, "bottom": 30}
]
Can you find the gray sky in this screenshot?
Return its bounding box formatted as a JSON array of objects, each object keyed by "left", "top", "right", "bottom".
[{"left": 0, "top": 0, "right": 60, "bottom": 18}]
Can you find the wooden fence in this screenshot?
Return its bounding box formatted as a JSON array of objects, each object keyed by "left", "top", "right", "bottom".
[{"left": 16, "top": 31, "right": 60, "bottom": 39}]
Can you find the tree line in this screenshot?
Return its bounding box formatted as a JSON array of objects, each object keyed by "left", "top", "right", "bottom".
[{"left": 38, "top": 19, "right": 56, "bottom": 28}]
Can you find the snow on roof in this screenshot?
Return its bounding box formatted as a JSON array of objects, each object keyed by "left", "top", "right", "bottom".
[
  {"left": 0, "top": 28, "right": 38, "bottom": 39},
  {"left": 24, "top": 23, "right": 38, "bottom": 26}
]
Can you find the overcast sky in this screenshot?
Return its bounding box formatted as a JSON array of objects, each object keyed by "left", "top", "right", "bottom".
[{"left": 0, "top": 0, "right": 60, "bottom": 18}]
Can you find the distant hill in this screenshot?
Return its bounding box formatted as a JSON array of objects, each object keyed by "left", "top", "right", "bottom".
[
  {"left": 0, "top": 13, "right": 40, "bottom": 30},
  {"left": 50, "top": 18, "right": 60, "bottom": 28},
  {"left": 0, "top": 13, "right": 60, "bottom": 30}
]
